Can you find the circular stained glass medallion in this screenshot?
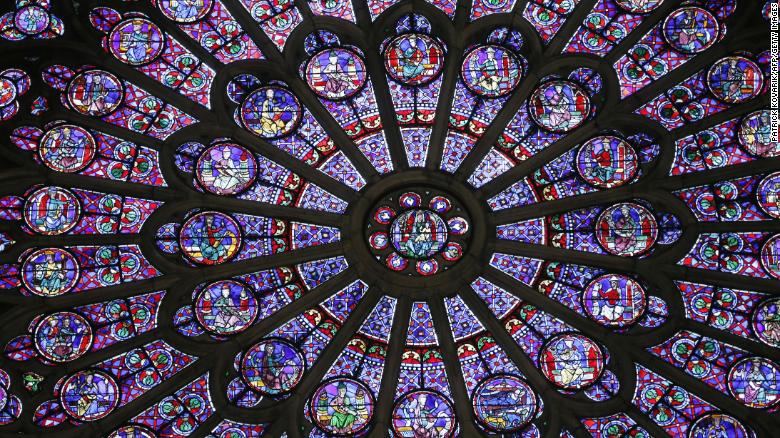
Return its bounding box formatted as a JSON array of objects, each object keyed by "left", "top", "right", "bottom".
[
  {"left": 194, "top": 280, "right": 258, "bottom": 335},
  {"left": 107, "top": 425, "right": 157, "bottom": 438},
  {"left": 108, "top": 18, "right": 166, "bottom": 66},
  {"left": 595, "top": 202, "right": 659, "bottom": 257},
  {"left": 385, "top": 34, "right": 445, "bottom": 86},
  {"left": 472, "top": 374, "right": 537, "bottom": 432},
  {"left": 178, "top": 211, "right": 242, "bottom": 265},
  {"left": 757, "top": 172, "right": 780, "bottom": 219},
  {"left": 23, "top": 186, "right": 81, "bottom": 235},
  {"left": 738, "top": 110, "right": 778, "bottom": 157},
  {"left": 662, "top": 7, "right": 719, "bottom": 54},
  {"left": 753, "top": 298, "right": 780, "bottom": 348},
  {"left": 38, "top": 124, "right": 96, "bottom": 173},
  {"left": 306, "top": 48, "right": 368, "bottom": 100},
  {"left": 390, "top": 209, "right": 448, "bottom": 259},
  {"left": 761, "top": 234, "right": 780, "bottom": 280},
  {"left": 241, "top": 338, "right": 306, "bottom": 395},
  {"left": 707, "top": 56, "right": 764, "bottom": 104},
  {"left": 309, "top": 377, "right": 375, "bottom": 436},
  {"left": 240, "top": 86, "right": 302, "bottom": 139},
  {"left": 461, "top": 45, "right": 521, "bottom": 98},
  {"left": 391, "top": 390, "right": 456, "bottom": 438},
  {"left": 539, "top": 333, "right": 604, "bottom": 390},
  {"left": 583, "top": 274, "right": 647, "bottom": 327},
  {"left": 66, "top": 70, "right": 123, "bottom": 116},
  {"left": 60, "top": 370, "right": 120, "bottom": 421},
  {"left": 727, "top": 357, "right": 780, "bottom": 408},
  {"left": 529, "top": 80, "right": 591, "bottom": 133},
  {"left": 689, "top": 413, "right": 749, "bottom": 438},
  {"left": 14, "top": 5, "right": 50, "bottom": 35},
  {"left": 33, "top": 311, "right": 93, "bottom": 362},
  {"left": 576, "top": 136, "right": 638, "bottom": 188},
  {"left": 21, "top": 247, "right": 79, "bottom": 297},
  {"left": 195, "top": 143, "right": 258, "bottom": 195},
  {"left": 157, "top": 0, "right": 213, "bottom": 23},
  {"left": 615, "top": 0, "right": 663, "bottom": 13}
]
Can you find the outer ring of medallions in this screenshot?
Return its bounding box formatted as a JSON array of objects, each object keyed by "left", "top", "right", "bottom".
[{"left": 342, "top": 170, "right": 490, "bottom": 298}]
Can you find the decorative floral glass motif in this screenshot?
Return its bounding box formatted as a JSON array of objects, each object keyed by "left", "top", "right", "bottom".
[{"left": 0, "top": 1, "right": 773, "bottom": 437}]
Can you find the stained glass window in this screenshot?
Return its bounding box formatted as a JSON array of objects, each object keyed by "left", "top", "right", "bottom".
[{"left": 0, "top": 1, "right": 775, "bottom": 437}]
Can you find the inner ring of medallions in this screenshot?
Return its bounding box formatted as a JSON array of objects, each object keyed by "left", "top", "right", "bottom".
[{"left": 343, "top": 170, "right": 489, "bottom": 295}]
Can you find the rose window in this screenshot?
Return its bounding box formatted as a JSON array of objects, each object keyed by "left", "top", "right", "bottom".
[{"left": 0, "top": 1, "right": 775, "bottom": 437}]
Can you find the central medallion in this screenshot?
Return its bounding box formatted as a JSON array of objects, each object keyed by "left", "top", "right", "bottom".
[
  {"left": 366, "top": 188, "right": 470, "bottom": 276},
  {"left": 390, "top": 209, "right": 448, "bottom": 259}
]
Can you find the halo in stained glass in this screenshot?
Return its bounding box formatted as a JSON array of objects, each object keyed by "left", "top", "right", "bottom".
[
  {"left": 529, "top": 80, "right": 590, "bottom": 133},
  {"left": 583, "top": 274, "right": 646, "bottom": 327},
  {"left": 662, "top": 7, "right": 719, "bottom": 54},
  {"left": 391, "top": 390, "right": 457, "bottom": 438},
  {"left": 461, "top": 45, "right": 521, "bottom": 97},
  {"left": 21, "top": 247, "right": 80, "bottom": 297},
  {"left": 760, "top": 234, "right": 780, "bottom": 280},
  {"left": 575, "top": 136, "right": 638, "bottom": 188},
  {"left": 753, "top": 298, "right": 780, "bottom": 348},
  {"left": 756, "top": 172, "right": 780, "bottom": 219},
  {"left": 157, "top": 0, "right": 213, "bottom": 23},
  {"left": 38, "top": 124, "right": 96, "bottom": 173},
  {"left": 707, "top": 56, "right": 764, "bottom": 104},
  {"left": 384, "top": 34, "right": 445, "bottom": 86},
  {"left": 14, "top": 5, "right": 50, "bottom": 35},
  {"left": 178, "top": 211, "right": 241, "bottom": 265},
  {"left": 390, "top": 209, "right": 448, "bottom": 259},
  {"left": 33, "top": 311, "right": 93, "bottom": 362},
  {"left": 239, "top": 86, "right": 302, "bottom": 139},
  {"left": 727, "top": 357, "right": 780, "bottom": 408},
  {"left": 195, "top": 143, "right": 258, "bottom": 195},
  {"left": 305, "top": 48, "right": 368, "bottom": 100},
  {"left": 539, "top": 333, "right": 604, "bottom": 390},
  {"left": 241, "top": 338, "right": 306, "bottom": 395},
  {"left": 59, "top": 369, "right": 120, "bottom": 421},
  {"left": 66, "top": 70, "right": 123, "bottom": 116},
  {"left": 738, "top": 110, "right": 778, "bottom": 157},
  {"left": 472, "top": 374, "right": 537, "bottom": 432},
  {"left": 309, "top": 377, "right": 375, "bottom": 436},
  {"left": 108, "top": 18, "right": 166, "bottom": 66},
  {"left": 22, "top": 186, "right": 81, "bottom": 235},
  {"left": 595, "top": 203, "right": 658, "bottom": 257},
  {"left": 689, "top": 414, "right": 749, "bottom": 438},
  {"left": 194, "top": 280, "right": 258, "bottom": 335},
  {"left": 615, "top": 0, "right": 664, "bottom": 13}
]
